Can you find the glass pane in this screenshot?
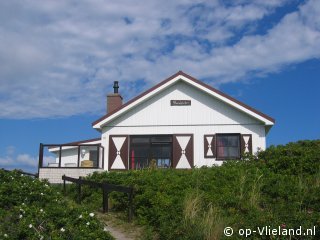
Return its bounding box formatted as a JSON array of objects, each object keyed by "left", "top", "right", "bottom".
[
  {"left": 217, "top": 135, "right": 240, "bottom": 147},
  {"left": 43, "top": 146, "right": 60, "bottom": 167},
  {"left": 228, "top": 136, "right": 239, "bottom": 147},
  {"left": 217, "top": 136, "right": 227, "bottom": 146},
  {"left": 217, "top": 146, "right": 227, "bottom": 157},
  {"left": 151, "top": 145, "right": 171, "bottom": 158},
  {"left": 151, "top": 146, "right": 162, "bottom": 157},
  {"left": 227, "top": 147, "right": 240, "bottom": 158},
  {"left": 162, "top": 146, "right": 171, "bottom": 158},
  {"left": 133, "top": 146, "right": 149, "bottom": 157},
  {"left": 89, "top": 150, "right": 98, "bottom": 167},
  {"left": 216, "top": 134, "right": 240, "bottom": 158},
  {"left": 78, "top": 145, "right": 99, "bottom": 168},
  {"left": 151, "top": 136, "right": 172, "bottom": 143},
  {"left": 217, "top": 147, "right": 240, "bottom": 158},
  {"left": 61, "top": 146, "right": 78, "bottom": 167},
  {"left": 130, "top": 135, "right": 172, "bottom": 169},
  {"left": 131, "top": 137, "right": 149, "bottom": 144},
  {"left": 157, "top": 159, "right": 170, "bottom": 168}
]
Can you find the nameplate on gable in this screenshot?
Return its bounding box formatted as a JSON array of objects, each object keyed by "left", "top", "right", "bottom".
[{"left": 170, "top": 100, "right": 191, "bottom": 106}]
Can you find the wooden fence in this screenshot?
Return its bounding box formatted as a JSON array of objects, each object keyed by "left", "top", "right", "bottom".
[{"left": 62, "top": 175, "right": 134, "bottom": 222}]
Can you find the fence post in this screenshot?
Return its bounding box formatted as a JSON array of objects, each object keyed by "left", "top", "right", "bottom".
[
  {"left": 102, "top": 182, "right": 108, "bottom": 213},
  {"left": 38, "top": 143, "right": 43, "bottom": 171},
  {"left": 63, "top": 175, "right": 66, "bottom": 196},
  {"left": 78, "top": 177, "right": 82, "bottom": 204},
  {"left": 58, "top": 146, "right": 62, "bottom": 168}
]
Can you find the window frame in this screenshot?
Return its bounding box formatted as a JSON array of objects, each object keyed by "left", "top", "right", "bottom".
[
  {"left": 215, "top": 133, "right": 241, "bottom": 160},
  {"left": 129, "top": 135, "right": 173, "bottom": 169}
]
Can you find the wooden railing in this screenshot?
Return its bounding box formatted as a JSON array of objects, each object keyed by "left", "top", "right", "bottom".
[
  {"left": 38, "top": 143, "right": 104, "bottom": 169},
  {"left": 62, "top": 175, "right": 134, "bottom": 222}
]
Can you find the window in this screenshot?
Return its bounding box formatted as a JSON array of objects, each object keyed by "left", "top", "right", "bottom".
[
  {"left": 216, "top": 134, "right": 240, "bottom": 159},
  {"left": 130, "top": 135, "right": 172, "bottom": 169},
  {"left": 89, "top": 150, "right": 98, "bottom": 167}
]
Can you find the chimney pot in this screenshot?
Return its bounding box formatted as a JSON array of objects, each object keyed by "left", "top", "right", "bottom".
[{"left": 113, "top": 81, "right": 119, "bottom": 94}]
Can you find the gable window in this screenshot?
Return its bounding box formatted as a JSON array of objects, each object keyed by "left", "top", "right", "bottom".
[{"left": 216, "top": 134, "right": 240, "bottom": 159}]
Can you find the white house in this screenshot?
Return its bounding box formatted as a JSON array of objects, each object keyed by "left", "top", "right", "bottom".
[{"left": 38, "top": 71, "right": 275, "bottom": 183}]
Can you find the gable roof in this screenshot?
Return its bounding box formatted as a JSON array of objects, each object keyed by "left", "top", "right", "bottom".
[{"left": 92, "top": 71, "right": 275, "bottom": 130}]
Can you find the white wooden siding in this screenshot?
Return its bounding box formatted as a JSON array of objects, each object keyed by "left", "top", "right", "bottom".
[
  {"left": 101, "top": 81, "right": 267, "bottom": 170},
  {"left": 108, "top": 81, "right": 260, "bottom": 127}
]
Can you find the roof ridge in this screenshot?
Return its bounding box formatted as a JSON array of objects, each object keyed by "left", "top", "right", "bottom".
[
  {"left": 92, "top": 71, "right": 275, "bottom": 128},
  {"left": 92, "top": 71, "right": 182, "bottom": 126}
]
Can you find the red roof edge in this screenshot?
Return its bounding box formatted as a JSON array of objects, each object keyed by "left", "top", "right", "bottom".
[
  {"left": 92, "top": 71, "right": 182, "bottom": 126},
  {"left": 180, "top": 71, "right": 276, "bottom": 124},
  {"left": 92, "top": 71, "right": 275, "bottom": 127}
]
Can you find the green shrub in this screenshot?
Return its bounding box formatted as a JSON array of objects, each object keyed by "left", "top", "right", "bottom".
[
  {"left": 0, "top": 170, "right": 114, "bottom": 240},
  {"left": 76, "top": 140, "right": 320, "bottom": 239},
  {"left": 258, "top": 140, "right": 320, "bottom": 175}
]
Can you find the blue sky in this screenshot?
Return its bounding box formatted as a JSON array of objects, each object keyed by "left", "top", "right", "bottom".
[{"left": 0, "top": 0, "right": 319, "bottom": 173}]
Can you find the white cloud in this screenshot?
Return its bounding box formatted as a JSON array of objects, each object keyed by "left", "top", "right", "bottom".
[
  {"left": 0, "top": 0, "right": 319, "bottom": 119},
  {"left": 0, "top": 145, "right": 37, "bottom": 172},
  {"left": 0, "top": 152, "right": 38, "bottom": 173},
  {"left": 16, "top": 154, "right": 38, "bottom": 167}
]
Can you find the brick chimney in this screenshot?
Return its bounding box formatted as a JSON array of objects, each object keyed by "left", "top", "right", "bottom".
[{"left": 107, "top": 81, "right": 123, "bottom": 113}]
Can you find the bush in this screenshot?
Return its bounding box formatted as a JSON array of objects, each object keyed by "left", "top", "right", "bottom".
[
  {"left": 0, "top": 170, "right": 114, "bottom": 240},
  {"left": 77, "top": 140, "right": 320, "bottom": 239},
  {"left": 258, "top": 140, "right": 320, "bottom": 175}
]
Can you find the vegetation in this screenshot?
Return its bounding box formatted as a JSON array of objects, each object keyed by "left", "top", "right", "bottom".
[
  {"left": 0, "top": 170, "right": 114, "bottom": 240},
  {"left": 81, "top": 140, "right": 320, "bottom": 239},
  {"left": 1, "top": 140, "right": 319, "bottom": 239}
]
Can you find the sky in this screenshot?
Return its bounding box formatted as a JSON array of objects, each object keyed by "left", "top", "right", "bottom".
[{"left": 0, "top": 0, "right": 319, "bottom": 173}]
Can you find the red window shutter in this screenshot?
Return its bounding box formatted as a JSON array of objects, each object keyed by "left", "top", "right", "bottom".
[
  {"left": 108, "top": 135, "right": 128, "bottom": 170},
  {"left": 204, "top": 135, "right": 216, "bottom": 158},
  {"left": 173, "top": 134, "right": 193, "bottom": 169},
  {"left": 241, "top": 134, "right": 252, "bottom": 155}
]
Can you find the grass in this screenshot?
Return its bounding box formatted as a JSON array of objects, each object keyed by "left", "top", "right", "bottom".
[{"left": 183, "top": 192, "right": 226, "bottom": 240}]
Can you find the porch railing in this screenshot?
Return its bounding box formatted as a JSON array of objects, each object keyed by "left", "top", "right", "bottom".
[{"left": 38, "top": 143, "right": 104, "bottom": 170}]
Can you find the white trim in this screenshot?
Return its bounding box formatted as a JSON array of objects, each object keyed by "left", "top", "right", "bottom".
[
  {"left": 93, "top": 74, "right": 274, "bottom": 129},
  {"left": 181, "top": 76, "right": 275, "bottom": 125},
  {"left": 93, "top": 76, "right": 179, "bottom": 129}
]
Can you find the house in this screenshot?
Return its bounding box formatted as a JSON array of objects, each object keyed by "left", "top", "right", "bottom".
[{"left": 38, "top": 71, "right": 275, "bottom": 183}]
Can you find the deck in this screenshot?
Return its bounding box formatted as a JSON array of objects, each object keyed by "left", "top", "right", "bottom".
[{"left": 38, "top": 143, "right": 104, "bottom": 183}]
